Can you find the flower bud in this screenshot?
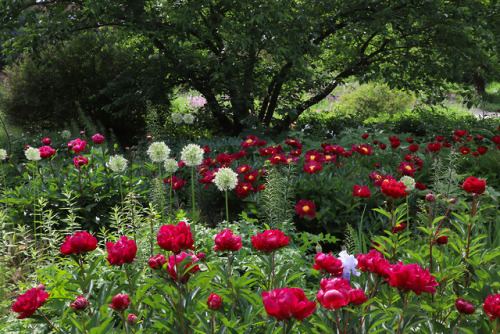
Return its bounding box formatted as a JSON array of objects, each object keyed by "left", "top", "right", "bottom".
[
  {"left": 315, "top": 243, "right": 322, "bottom": 253},
  {"left": 196, "top": 252, "right": 206, "bottom": 261},
  {"left": 71, "top": 296, "right": 89, "bottom": 312},
  {"left": 449, "top": 198, "right": 457, "bottom": 204},
  {"left": 425, "top": 194, "right": 436, "bottom": 202},
  {"left": 207, "top": 293, "right": 223, "bottom": 311},
  {"left": 435, "top": 236, "right": 448, "bottom": 245},
  {"left": 36, "top": 284, "right": 46, "bottom": 291},
  {"left": 127, "top": 314, "right": 138, "bottom": 325},
  {"left": 455, "top": 298, "right": 475, "bottom": 314}
]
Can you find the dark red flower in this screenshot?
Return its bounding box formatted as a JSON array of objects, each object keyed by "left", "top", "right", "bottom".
[
  {"left": 200, "top": 170, "right": 218, "bottom": 188},
  {"left": 262, "top": 287, "right": 316, "bottom": 321},
  {"left": 167, "top": 252, "right": 201, "bottom": 281},
  {"left": 408, "top": 144, "right": 419, "bottom": 153},
  {"left": 236, "top": 164, "right": 251, "bottom": 174},
  {"left": 11, "top": 287, "right": 50, "bottom": 319},
  {"left": 415, "top": 182, "right": 427, "bottom": 190},
  {"left": 207, "top": 293, "right": 223, "bottom": 311},
  {"left": 387, "top": 263, "right": 438, "bottom": 295},
  {"left": 352, "top": 144, "right": 374, "bottom": 155},
  {"left": 379, "top": 143, "right": 387, "bottom": 150},
  {"left": 285, "top": 138, "right": 303, "bottom": 148},
  {"left": 305, "top": 150, "right": 325, "bottom": 162},
  {"left": 391, "top": 222, "right": 407, "bottom": 233},
  {"left": 73, "top": 156, "right": 88, "bottom": 167},
  {"left": 60, "top": 231, "right": 98, "bottom": 255},
  {"left": 454, "top": 130, "right": 467, "bottom": 137},
  {"left": 361, "top": 133, "right": 369, "bottom": 139},
  {"left": 241, "top": 136, "right": 258, "bottom": 148},
  {"left": 164, "top": 175, "right": 186, "bottom": 190},
  {"left": 427, "top": 142, "right": 442, "bottom": 152},
  {"left": 92, "top": 134, "right": 104, "bottom": 144},
  {"left": 214, "top": 229, "right": 242, "bottom": 252},
  {"left": 201, "top": 145, "right": 210, "bottom": 153},
  {"left": 148, "top": 254, "right": 167, "bottom": 269},
  {"left": 435, "top": 235, "right": 448, "bottom": 245},
  {"left": 477, "top": 146, "right": 488, "bottom": 155},
  {"left": 406, "top": 137, "right": 414, "bottom": 143},
  {"left": 268, "top": 152, "right": 287, "bottom": 165},
  {"left": 492, "top": 135, "right": 500, "bottom": 145},
  {"left": 462, "top": 176, "right": 486, "bottom": 194},
  {"left": 216, "top": 153, "right": 233, "bottom": 167},
  {"left": 317, "top": 277, "right": 367, "bottom": 309},
  {"left": 459, "top": 147, "right": 470, "bottom": 155},
  {"left": 106, "top": 236, "right": 137, "bottom": 266},
  {"left": 109, "top": 294, "right": 130, "bottom": 312},
  {"left": 295, "top": 200, "right": 316, "bottom": 219},
  {"left": 71, "top": 296, "right": 89, "bottom": 312},
  {"left": 352, "top": 185, "right": 371, "bottom": 198},
  {"left": 157, "top": 221, "right": 195, "bottom": 254},
  {"left": 243, "top": 170, "right": 259, "bottom": 183},
  {"left": 455, "top": 298, "right": 475, "bottom": 315},
  {"left": 127, "top": 314, "right": 138, "bottom": 325},
  {"left": 397, "top": 161, "right": 416, "bottom": 176},
  {"left": 390, "top": 140, "right": 401, "bottom": 149},
  {"left": 235, "top": 182, "right": 254, "bottom": 198},
  {"left": 68, "top": 138, "right": 86, "bottom": 153},
  {"left": 251, "top": 230, "right": 289, "bottom": 252},
  {"left": 313, "top": 252, "right": 343, "bottom": 277},
  {"left": 381, "top": 180, "right": 409, "bottom": 199},
  {"left": 483, "top": 294, "right": 500, "bottom": 322},
  {"left": 356, "top": 250, "right": 391, "bottom": 278},
  {"left": 39, "top": 146, "right": 56, "bottom": 159},
  {"left": 42, "top": 137, "right": 51, "bottom": 145},
  {"left": 303, "top": 161, "right": 323, "bottom": 174}
]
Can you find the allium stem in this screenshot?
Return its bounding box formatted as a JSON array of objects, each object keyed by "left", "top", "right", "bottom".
[
  {"left": 191, "top": 167, "right": 196, "bottom": 222},
  {"left": 225, "top": 190, "right": 229, "bottom": 227},
  {"left": 37, "top": 309, "right": 60, "bottom": 333}
]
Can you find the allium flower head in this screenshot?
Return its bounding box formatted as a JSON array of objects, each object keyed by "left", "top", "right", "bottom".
[
  {"left": 61, "top": 130, "right": 71, "bottom": 139},
  {"left": 164, "top": 158, "right": 179, "bottom": 173},
  {"left": 180, "top": 144, "right": 204, "bottom": 167},
  {"left": 338, "top": 250, "right": 360, "bottom": 281},
  {"left": 399, "top": 176, "right": 415, "bottom": 191},
  {"left": 25, "top": 147, "right": 41, "bottom": 161},
  {"left": 171, "top": 112, "right": 184, "bottom": 124},
  {"left": 213, "top": 167, "right": 238, "bottom": 191},
  {"left": 147, "top": 142, "right": 170, "bottom": 162},
  {"left": 109, "top": 155, "right": 128, "bottom": 173},
  {"left": 0, "top": 149, "right": 8, "bottom": 160},
  {"left": 183, "top": 114, "right": 195, "bottom": 124}
]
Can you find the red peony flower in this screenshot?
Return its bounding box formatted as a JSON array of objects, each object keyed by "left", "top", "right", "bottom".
[
  {"left": 200, "top": 170, "right": 218, "bottom": 188},
  {"left": 459, "top": 147, "right": 470, "bottom": 155},
  {"left": 164, "top": 175, "right": 186, "bottom": 190},
  {"left": 243, "top": 170, "right": 259, "bottom": 183},
  {"left": 207, "top": 293, "right": 223, "bottom": 311},
  {"left": 455, "top": 298, "right": 475, "bottom": 315},
  {"left": 461, "top": 176, "right": 486, "bottom": 194},
  {"left": 235, "top": 182, "right": 254, "bottom": 198},
  {"left": 241, "top": 135, "right": 259, "bottom": 148},
  {"left": 109, "top": 293, "right": 130, "bottom": 312},
  {"left": 387, "top": 263, "right": 438, "bottom": 295},
  {"left": 397, "top": 161, "right": 416, "bottom": 176},
  {"left": 406, "top": 137, "right": 414, "bottom": 143},
  {"left": 236, "top": 164, "right": 251, "bottom": 174},
  {"left": 71, "top": 296, "right": 89, "bottom": 312},
  {"left": 303, "top": 161, "right": 323, "bottom": 174},
  {"left": 477, "top": 146, "right": 488, "bottom": 155},
  {"left": 290, "top": 148, "right": 302, "bottom": 156},
  {"left": 390, "top": 140, "right": 401, "bottom": 149},
  {"left": 435, "top": 235, "right": 448, "bottom": 245},
  {"left": 379, "top": 143, "right": 387, "bottom": 150},
  {"left": 148, "top": 254, "right": 167, "bottom": 270},
  {"left": 251, "top": 230, "right": 289, "bottom": 252},
  {"left": 68, "top": 138, "right": 86, "bottom": 153},
  {"left": 295, "top": 200, "right": 316, "bottom": 219},
  {"left": 92, "top": 134, "right": 104, "bottom": 144},
  {"left": 106, "top": 236, "right": 137, "bottom": 266},
  {"left": 214, "top": 229, "right": 242, "bottom": 252},
  {"left": 11, "top": 287, "right": 50, "bottom": 319},
  {"left": 317, "top": 277, "right": 367, "bottom": 309},
  {"left": 408, "top": 144, "right": 419, "bottom": 152},
  {"left": 60, "top": 231, "right": 98, "bottom": 255},
  {"left": 492, "top": 135, "right": 500, "bottom": 145},
  {"left": 285, "top": 138, "right": 303, "bottom": 148},
  {"left": 427, "top": 142, "right": 442, "bottom": 152},
  {"left": 361, "top": 133, "right": 369, "bottom": 139},
  {"left": 352, "top": 185, "right": 371, "bottom": 198},
  {"left": 381, "top": 180, "right": 409, "bottom": 199},
  {"left": 42, "top": 137, "right": 51, "bottom": 145},
  {"left": 483, "top": 294, "right": 500, "bottom": 322},
  {"left": 157, "top": 221, "right": 195, "bottom": 254},
  {"left": 435, "top": 135, "right": 444, "bottom": 142},
  {"left": 415, "top": 182, "right": 427, "bottom": 190},
  {"left": 73, "top": 156, "right": 88, "bottom": 168},
  {"left": 167, "top": 252, "right": 200, "bottom": 281},
  {"left": 352, "top": 144, "right": 374, "bottom": 156},
  {"left": 349, "top": 289, "right": 369, "bottom": 305},
  {"left": 305, "top": 150, "right": 325, "bottom": 162},
  {"left": 201, "top": 145, "right": 210, "bottom": 154},
  {"left": 39, "top": 146, "right": 56, "bottom": 159},
  {"left": 313, "top": 252, "right": 343, "bottom": 277},
  {"left": 262, "top": 287, "right": 316, "bottom": 321},
  {"left": 391, "top": 222, "right": 407, "bottom": 233},
  {"left": 454, "top": 130, "right": 467, "bottom": 137},
  {"left": 356, "top": 250, "right": 391, "bottom": 278},
  {"left": 268, "top": 152, "right": 287, "bottom": 165},
  {"left": 127, "top": 314, "right": 138, "bottom": 325}
]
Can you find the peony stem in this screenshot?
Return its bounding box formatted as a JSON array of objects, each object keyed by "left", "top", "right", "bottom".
[
  {"left": 464, "top": 197, "right": 477, "bottom": 286},
  {"left": 396, "top": 292, "right": 410, "bottom": 334},
  {"left": 37, "top": 309, "right": 60, "bottom": 333},
  {"left": 453, "top": 315, "right": 463, "bottom": 334},
  {"left": 124, "top": 264, "right": 137, "bottom": 314},
  {"left": 334, "top": 309, "right": 342, "bottom": 334},
  {"left": 78, "top": 254, "right": 87, "bottom": 293},
  {"left": 494, "top": 319, "right": 500, "bottom": 334},
  {"left": 175, "top": 255, "right": 187, "bottom": 334},
  {"left": 282, "top": 319, "right": 287, "bottom": 334},
  {"left": 122, "top": 311, "right": 129, "bottom": 334},
  {"left": 211, "top": 311, "right": 215, "bottom": 334}
]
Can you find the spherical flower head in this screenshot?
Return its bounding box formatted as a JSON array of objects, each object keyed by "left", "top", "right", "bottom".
[
  {"left": 106, "top": 236, "right": 137, "bottom": 266},
  {"left": 251, "top": 229, "right": 289, "bottom": 252},
  {"left": 381, "top": 180, "right": 409, "bottom": 199},
  {"left": 214, "top": 229, "right": 242, "bottom": 252},
  {"left": 109, "top": 155, "right": 128, "bottom": 173},
  {"left": 71, "top": 296, "right": 89, "bottom": 312},
  {"left": 73, "top": 156, "right": 88, "bottom": 168},
  {"left": 92, "top": 133, "right": 104, "bottom": 144},
  {"left": 11, "top": 287, "right": 50, "bottom": 319},
  {"left": 25, "top": 147, "right": 41, "bottom": 161},
  {"left": 180, "top": 144, "right": 204, "bottom": 167},
  {"left": 60, "top": 231, "right": 98, "bottom": 255},
  {"left": 183, "top": 114, "right": 195, "bottom": 124},
  {"left": 338, "top": 250, "right": 360, "bottom": 281},
  {"left": 167, "top": 252, "right": 201, "bottom": 281},
  {"left": 425, "top": 194, "right": 436, "bottom": 202},
  {"left": 455, "top": 298, "right": 475, "bottom": 315},
  {"left": 295, "top": 200, "right": 317, "bottom": 219},
  {"left": 61, "top": 130, "right": 71, "bottom": 139},
  {"left": 148, "top": 254, "right": 167, "bottom": 270},
  {"left": 157, "top": 221, "right": 195, "bottom": 254},
  {"left": 399, "top": 176, "right": 415, "bottom": 191},
  {"left": 313, "top": 252, "right": 343, "bottom": 277},
  {"left": 262, "top": 287, "right": 316, "bottom": 321},
  {"left": 147, "top": 142, "right": 171, "bottom": 162},
  {"left": 483, "top": 294, "right": 500, "bottom": 322},
  {"left": 213, "top": 167, "right": 238, "bottom": 191},
  {"left": 171, "top": 112, "right": 184, "bottom": 124},
  {"left": 461, "top": 176, "right": 486, "bottom": 195},
  {"left": 109, "top": 293, "right": 130, "bottom": 312},
  {"left": 207, "top": 293, "right": 223, "bottom": 311},
  {"left": 164, "top": 158, "right": 179, "bottom": 174},
  {"left": 387, "top": 263, "right": 438, "bottom": 295}
]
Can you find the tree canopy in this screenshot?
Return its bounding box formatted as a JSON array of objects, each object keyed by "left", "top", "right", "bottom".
[{"left": 1, "top": 0, "right": 498, "bottom": 135}]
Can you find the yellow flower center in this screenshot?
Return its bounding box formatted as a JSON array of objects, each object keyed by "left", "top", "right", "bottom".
[
  {"left": 310, "top": 166, "right": 315, "bottom": 171},
  {"left": 361, "top": 148, "right": 368, "bottom": 153},
  {"left": 310, "top": 155, "right": 316, "bottom": 160},
  {"left": 303, "top": 206, "right": 310, "bottom": 212},
  {"left": 405, "top": 166, "right": 412, "bottom": 171},
  {"left": 376, "top": 175, "right": 382, "bottom": 180},
  {"left": 246, "top": 139, "right": 253, "bottom": 143}
]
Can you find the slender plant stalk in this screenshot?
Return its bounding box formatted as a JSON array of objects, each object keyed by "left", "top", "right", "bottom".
[
  {"left": 38, "top": 310, "right": 60, "bottom": 333},
  {"left": 494, "top": 319, "right": 500, "bottom": 334},
  {"left": 122, "top": 311, "right": 129, "bottom": 334},
  {"left": 211, "top": 311, "right": 215, "bottom": 334},
  {"left": 282, "top": 319, "right": 287, "bottom": 334},
  {"left": 78, "top": 254, "right": 88, "bottom": 293},
  {"left": 396, "top": 292, "right": 410, "bottom": 334},
  {"left": 334, "top": 309, "right": 342, "bottom": 334},
  {"left": 225, "top": 190, "right": 229, "bottom": 227},
  {"left": 191, "top": 167, "right": 196, "bottom": 222},
  {"left": 174, "top": 255, "right": 187, "bottom": 334}
]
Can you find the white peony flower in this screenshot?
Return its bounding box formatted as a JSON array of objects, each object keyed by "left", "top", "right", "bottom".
[
  {"left": 109, "top": 155, "right": 128, "bottom": 173},
  {"left": 400, "top": 176, "right": 415, "bottom": 191},
  {"left": 171, "top": 112, "right": 184, "bottom": 124},
  {"left": 61, "top": 130, "right": 71, "bottom": 140},
  {"left": 147, "top": 141, "right": 170, "bottom": 162},
  {"left": 25, "top": 147, "right": 41, "bottom": 161},
  {"left": 180, "top": 144, "right": 204, "bottom": 167},
  {"left": 0, "top": 149, "right": 7, "bottom": 160},
  {"left": 164, "top": 158, "right": 179, "bottom": 174},
  {"left": 213, "top": 167, "right": 238, "bottom": 191},
  {"left": 338, "top": 250, "right": 360, "bottom": 281},
  {"left": 183, "top": 114, "right": 195, "bottom": 124}
]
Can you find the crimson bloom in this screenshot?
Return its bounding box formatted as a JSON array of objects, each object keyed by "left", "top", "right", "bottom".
[
  {"left": 148, "top": 254, "right": 167, "bottom": 269},
  {"left": 455, "top": 298, "right": 475, "bottom": 315},
  {"left": 459, "top": 147, "right": 470, "bottom": 155},
  {"left": 477, "top": 146, "right": 488, "bottom": 155},
  {"left": 167, "top": 252, "right": 201, "bottom": 281},
  {"left": 73, "top": 156, "right": 88, "bottom": 168},
  {"left": 454, "top": 130, "right": 467, "bottom": 137},
  {"left": 397, "top": 162, "right": 416, "bottom": 176},
  {"left": 214, "top": 229, "right": 242, "bottom": 252},
  {"left": 303, "top": 161, "right": 323, "bottom": 174},
  {"left": 461, "top": 176, "right": 486, "bottom": 194},
  {"left": 356, "top": 250, "right": 391, "bottom": 278},
  {"left": 92, "top": 134, "right": 104, "bottom": 144},
  {"left": 71, "top": 296, "right": 89, "bottom": 312},
  {"left": 313, "top": 252, "right": 343, "bottom": 277},
  {"left": 492, "top": 135, "right": 500, "bottom": 145},
  {"left": 251, "top": 230, "right": 289, "bottom": 252},
  {"left": 39, "top": 146, "right": 56, "bottom": 159},
  {"left": 387, "top": 263, "right": 438, "bottom": 295},
  {"left": 391, "top": 222, "right": 407, "bottom": 234},
  {"left": 68, "top": 138, "right": 86, "bottom": 153},
  {"left": 427, "top": 142, "right": 442, "bottom": 152},
  {"left": 352, "top": 144, "right": 374, "bottom": 155},
  {"left": 235, "top": 182, "right": 254, "bottom": 198},
  {"left": 106, "top": 236, "right": 137, "bottom": 266},
  {"left": 157, "top": 221, "right": 195, "bottom": 254},
  {"left": 316, "top": 277, "right": 367, "bottom": 309},
  {"left": 236, "top": 164, "right": 251, "bottom": 174},
  {"left": 42, "top": 137, "right": 51, "bottom": 145},
  {"left": 60, "top": 231, "right": 98, "bottom": 255},
  {"left": 109, "top": 294, "right": 131, "bottom": 312},
  {"left": 207, "top": 293, "right": 223, "bottom": 311},
  {"left": 304, "top": 150, "right": 325, "bottom": 162},
  {"left": 11, "top": 287, "right": 50, "bottom": 319},
  {"left": 262, "top": 288, "right": 316, "bottom": 322},
  {"left": 381, "top": 180, "right": 409, "bottom": 199},
  {"left": 295, "top": 199, "right": 316, "bottom": 219},
  {"left": 164, "top": 175, "right": 186, "bottom": 190},
  {"left": 352, "top": 185, "right": 371, "bottom": 198},
  {"left": 408, "top": 144, "right": 419, "bottom": 152},
  {"left": 483, "top": 294, "right": 500, "bottom": 322}
]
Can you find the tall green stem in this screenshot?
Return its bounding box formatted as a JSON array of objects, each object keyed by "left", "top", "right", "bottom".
[
  {"left": 191, "top": 167, "right": 195, "bottom": 222},
  {"left": 225, "top": 190, "right": 229, "bottom": 227}
]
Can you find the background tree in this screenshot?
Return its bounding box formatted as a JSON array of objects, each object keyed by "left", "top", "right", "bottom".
[{"left": 1, "top": 0, "right": 497, "bottom": 135}]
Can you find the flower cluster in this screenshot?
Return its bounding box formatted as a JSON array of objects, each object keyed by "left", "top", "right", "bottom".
[
  {"left": 109, "top": 155, "right": 128, "bottom": 172},
  {"left": 180, "top": 144, "right": 204, "bottom": 167}
]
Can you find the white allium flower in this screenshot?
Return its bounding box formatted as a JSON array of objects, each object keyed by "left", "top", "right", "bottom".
[
  {"left": 213, "top": 167, "right": 238, "bottom": 191},
  {"left": 25, "top": 147, "right": 41, "bottom": 161},
  {"left": 400, "top": 176, "right": 415, "bottom": 191},
  {"left": 164, "top": 158, "right": 179, "bottom": 174},
  {"left": 109, "top": 155, "right": 128, "bottom": 173},
  {"left": 183, "top": 114, "right": 195, "bottom": 124},
  {"left": 338, "top": 250, "right": 360, "bottom": 281},
  {"left": 61, "top": 130, "right": 71, "bottom": 139},
  {"left": 0, "top": 149, "right": 7, "bottom": 160},
  {"left": 171, "top": 112, "right": 184, "bottom": 124},
  {"left": 180, "top": 144, "right": 204, "bottom": 167},
  {"left": 147, "top": 141, "right": 170, "bottom": 162}
]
